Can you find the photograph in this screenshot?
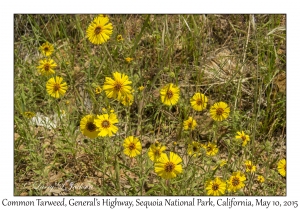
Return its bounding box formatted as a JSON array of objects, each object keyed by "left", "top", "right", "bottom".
[{"left": 13, "top": 14, "right": 286, "bottom": 196}]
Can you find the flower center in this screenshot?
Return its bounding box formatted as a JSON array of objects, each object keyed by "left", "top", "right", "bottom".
[
  {"left": 216, "top": 108, "right": 224, "bottom": 116},
  {"left": 212, "top": 183, "right": 219, "bottom": 191},
  {"left": 53, "top": 84, "right": 61, "bottom": 91},
  {"left": 44, "top": 63, "right": 50, "bottom": 71},
  {"left": 207, "top": 146, "right": 212, "bottom": 152},
  {"left": 128, "top": 142, "right": 136, "bottom": 151},
  {"left": 86, "top": 122, "right": 96, "bottom": 132},
  {"left": 44, "top": 47, "right": 49, "bottom": 52},
  {"left": 164, "top": 162, "right": 175, "bottom": 172},
  {"left": 94, "top": 26, "right": 102, "bottom": 35},
  {"left": 166, "top": 90, "right": 174, "bottom": 99},
  {"left": 241, "top": 135, "right": 246, "bottom": 141},
  {"left": 154, "top": 149, "right": 161, "bottom": 156},
  {"left": 247, "top": 165, "right": 253, "bottom": 170},
  {"left": 101, "top": 120, "right": 110, "bottom": 128},
  {"left": 196, "top": 98, "right": 203, "bottom": 106},
  {"left": 114, "top": 82, "right": 123, "bottom": 91},
  {"left": 232, "top": 177, "right": 240, "bottom": 186},
  {"left": 193, "top": 146, "right": 198, "bottom": 152}
]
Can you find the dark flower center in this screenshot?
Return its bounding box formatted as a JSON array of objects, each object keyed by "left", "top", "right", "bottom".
[
  {"left": 95, "top": 26, "right": 102, "bottom": 35},
  {"left": 44, "top": 47, "right": 49, "bottom": 52},
  {"left": 86, "top": 122, "right": 96, "bottom": 132},
  {"left": 114, "top": 82, "right": 122, "bottom": 91},
  {"left": 241, "top": 135, "right": 246, "bottom": 141},
  {"left": 101, "top": 120, "right": 110, "bottom": 128},
  {"left": 212, "top": 183, "right": 219, "bottom": 191},
  {"left": 232, "top": 177, "right": 240, "bottom": 186},
  {"left": 166, "top": 90, "right": 174, "bottom": 99},
  {"left": 216, "top": 108, "right": 224, "bottom": 115},
  {"left": 128, "top": 142, "right": 136, "bottom": 151},
  {"left": 193, "top": 146, "right": 198, "bottom": 152},
  {"left": 207, "top": 146, "right": 212, "bottom": 152},
  {"left": 196, "top": 98, "right": 203, "bottom": 106},
  {"left": 53, "top": 84, "right": 61, "bottom": 91},
  {"left": 154, "top": 149, "right": 161, "bottom": 156},
  {"left": 164, "top": 162, "right": 175, "bottom": 172},
  {"left": 44, "top": 63, "right": 50, "bottom": 71}
]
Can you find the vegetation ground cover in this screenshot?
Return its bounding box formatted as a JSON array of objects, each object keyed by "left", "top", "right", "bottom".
[{"left": 14, "top": 14, "right": 286, "bottom": 196}]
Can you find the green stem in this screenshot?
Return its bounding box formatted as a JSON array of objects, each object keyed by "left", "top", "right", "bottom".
[{"left": 130, "top": 15, "right": 150, "bottom": 56}]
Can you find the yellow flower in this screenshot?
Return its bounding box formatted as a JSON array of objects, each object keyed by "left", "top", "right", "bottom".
[
  {"left": 160, "top": 83, "right": 180, "bottom": 106},
  {"left": 98, "top": 14, "right": 109, "bottom": 18},
  {"left": 117, "top": 34, "right": 124, "bottom": 41},
  {"left": 154, "top": 152, "right": 183, "bottom": 180},
  {"left": 86, "top": 15, "right": 113, "bottom": 45},
  {"left": 187, "top": 141, "right": 202, "bottom": 157},
  {"left": 205, "top": 177, "right": 227, "bottom": 196},
  {"left": 213, "top": 159, "right": 227, "bottom": 170},
  {"left": 138, "top": 86, "right": 145, "bottom": 91},
  {"left": 80, "top": 115, "right": 100, "bottom": 139},
  {"left": 244, "top": 160, "right": 256, "bottom": 173},
  {"left": 123, "top": 136, "right": 142, "bottom": 158},
  {"left": 235, "top": 131, "right": 250, "bottom": 146},
  {"left": 125, "top": 57, "right": 133, "bottom": 63},
  {"left": 148, "top": 141, "right": 166, "bottom": 162},
  {"left": 209, "top": 102, "right": 230, "bottom": 121},
  {"left": 119, "top": 93, "right": 134, "bottom": 106},
  {"left": 214, "top": 159, "right": 227, "bottom": 170},
  {"left": 183, "top": 117, "right": 197, "bottom": 131},
  {"left": 257, "top": 175, "right": 265, "bottom": 183},
  {"left": 39, "top": 42, "right": 54, "bottom": 57},
  {"left": 65, "top": 100, "right": 70, "bottom": 105},
  {"left": 95, "top": 85, "right": 102, "bottom": 94},
  {"left": 219, "top": 159, "right": 227, "bottom": 167},
  {"left": 190, "top": 92, "right": 208, "bottom": 111},
  {"left": 46, "top": 76, "right": 68, "bottom": 98},
  {"left": 60, "top": 110, "right": 66, "bottom": 116},
  {"left": 227, "top": 171, "right": 246, "bottom": 192},
  {"left": 277, "top": 159, "right": 286, "bottom": 177},
  {"left": 95, "top": 113, "right": 118, "bottom": 137},
  {"left": 37, "top": 58, "right": 57, "bottom": 76},
  {"left": 103, "top": 72, "right": 132, "bottom": 100},
  {"left": 23, "top": 111, "right": 35, "bottom": 119},
  {"left": 205, "top": 142, "right": 219, "bottom": 156}
]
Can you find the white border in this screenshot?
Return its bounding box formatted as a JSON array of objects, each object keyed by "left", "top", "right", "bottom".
[{"left": 2, "top": 0, "right": 299, "bottom": 209}]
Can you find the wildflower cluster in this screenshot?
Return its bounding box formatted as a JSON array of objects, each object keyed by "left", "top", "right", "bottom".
[
  {"left": 36, "top": 41, "right": 68, "bottom": 99},
  {"left": 80, "top": 112, "right": 119, "bottom": 139}
]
